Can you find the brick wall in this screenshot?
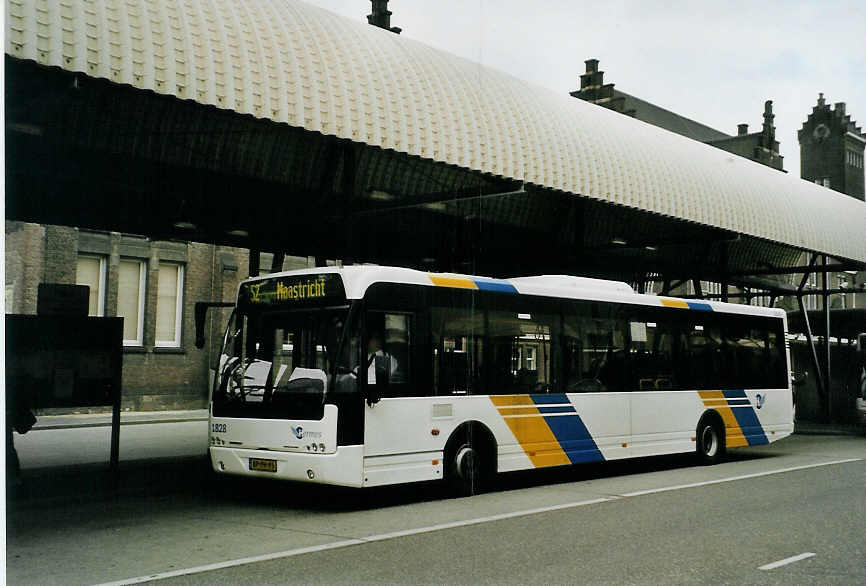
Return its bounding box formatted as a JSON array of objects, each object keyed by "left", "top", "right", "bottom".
[
  {"left": 4, "top": 221, "right": 280, "bottom": 411},
  {"left": 5, "top": 221, "right": 44, "bottom": 314}
]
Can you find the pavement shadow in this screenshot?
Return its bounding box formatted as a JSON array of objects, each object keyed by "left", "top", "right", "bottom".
[{"left": 6, "top": 447, "right": 783, "bottom": 515}]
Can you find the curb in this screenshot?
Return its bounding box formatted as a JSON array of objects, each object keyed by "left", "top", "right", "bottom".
[{"left": 32, "top": 417, "right": 209, "bottom": 431}]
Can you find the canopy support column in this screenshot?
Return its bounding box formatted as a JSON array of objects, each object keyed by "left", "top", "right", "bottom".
[
  {"left": 249, "top": 249, "right": 260, "bottom": 277},
  {"left": 270, "top": 252, "right": 285, "bottom": 273},
  {"left": 797, "top": 254, "right": 826, "bottom": 418},
  {"left": 822, "top": 255, "right": 832, "bottom": 420}
]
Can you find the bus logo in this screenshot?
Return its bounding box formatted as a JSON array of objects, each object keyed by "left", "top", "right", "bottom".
[
  {"left": 291, "top": 426, "right": 304, "bottom": 439},
  {"left": 755, "top": 394, "right": 766, "bottom": 409}
]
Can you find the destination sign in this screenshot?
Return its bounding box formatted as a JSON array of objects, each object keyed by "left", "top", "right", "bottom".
[{"left": 239, "top": 273, "right": 345, "bottom": 307}]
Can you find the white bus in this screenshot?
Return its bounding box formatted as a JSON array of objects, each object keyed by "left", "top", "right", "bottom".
[{"left": 208, "top": 266, "right": 793, "bottom": 494}]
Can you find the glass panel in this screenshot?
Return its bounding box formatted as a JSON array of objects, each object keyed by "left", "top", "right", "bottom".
[
  {"left": 485, "top": 310, "right": 555, "bottom": 394},
  {"left": 118, "top": 260, "right": 144, "bottom": 343},
  {"left": 156, "top": 263, "right": 182, "bottom": 345},
  {"left": 563, "top": 302, "right": 628, "bottom": 393},
  {"left": 431, "top": 306, "right": 484, "bottom": 395},
  {"left": 629, "top": 319, "right": 677, "bottom": 391},
  {"left": 212, "top": 307, "right": 352, "bottom": 419},
  {"left": 365, "top": 312, "right": 411, "bottom": 389},
  {"left": 76, "top": 256, "right": 102, "bottom": 316}
]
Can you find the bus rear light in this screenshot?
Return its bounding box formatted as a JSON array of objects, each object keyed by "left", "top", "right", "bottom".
[
  {"left": 690, "top": 436, "right": 696, "bottom": 442},
  {"left": 432, "top": 459, "right": 439, "bottom": 466},
  {"left": 621, "top": 442, "right": 627, "bottom": 448},
  {"left": 431, "top": 429, "right": 440, "bottom": 436}
]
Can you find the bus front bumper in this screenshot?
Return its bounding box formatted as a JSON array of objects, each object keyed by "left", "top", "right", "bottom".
[{"left": 209, "top": 445, "right": 364, "bottom": 487}]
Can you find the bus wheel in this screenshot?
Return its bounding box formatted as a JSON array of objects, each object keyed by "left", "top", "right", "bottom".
[
  {"left": 445, "top": 426, "right": 492, "bottom": 497},
  {"left": 696, "top": 416, "right": 725, "bottom": 465}
]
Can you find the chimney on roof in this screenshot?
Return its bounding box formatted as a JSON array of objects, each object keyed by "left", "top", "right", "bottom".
[
  {"left": 762, "top": 100, "right": 775, "bottom": 143},
  {"left": 738, "top": 124, "right": 749, "bottom": 136},
  {"left": 817, "top": 92, "right": 825, "bottom": 107},
  {"left": 367, "top": 0, "right": 401, "bottom": 34},
  {"left": 585, "top": 59, "right": 599, "bottom": 74},
  {"left": 835, "top": 102, "right": 846, "bottom": 116}
]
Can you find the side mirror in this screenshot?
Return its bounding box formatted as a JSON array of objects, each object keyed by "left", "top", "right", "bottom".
[
  {"left": 791, "top": 371, "right": 808, "bottom": 387},
  {"left": 194, "top": 301, "right": 235, "bottom": 349}
]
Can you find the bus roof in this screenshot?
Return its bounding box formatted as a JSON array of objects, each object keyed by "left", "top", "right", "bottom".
[{"left": 244, "top": 265, "right": 785, "bottom": 319}]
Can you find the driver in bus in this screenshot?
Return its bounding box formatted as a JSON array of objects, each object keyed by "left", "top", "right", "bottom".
[{"left": 367, "top": 330, "right": 399, "bottom": 385}]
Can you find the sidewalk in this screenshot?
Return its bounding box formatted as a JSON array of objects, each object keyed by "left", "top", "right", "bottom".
[
  {"left": 10, "top": 414, "right": 211, "bottom": 507},
  {"left": 31, "top": 409, "right": 209, "bottom": 430}
]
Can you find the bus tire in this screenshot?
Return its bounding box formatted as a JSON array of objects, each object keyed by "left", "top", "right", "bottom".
[
  {"left": 445, "top": 424, "right": 495, "bottom": 497},
  {"left": 696, "top": 414, "right": 725, "bottom": 465}
]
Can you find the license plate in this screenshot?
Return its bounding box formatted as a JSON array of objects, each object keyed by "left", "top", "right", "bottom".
[{"left": 249, "top": 458, "right": 277, "bottom": 472}]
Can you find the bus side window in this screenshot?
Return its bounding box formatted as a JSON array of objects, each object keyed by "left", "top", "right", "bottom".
[
  {"left": 384, "top": 313, "right": 410, "bottom": 386},
  {"left": 628, "top": 314, "right": 677, "bottom": 391},
  {"left": 486, "top": 310, "right": 556, "bottom": 394},
  {"left": 366, "top": 311, "right": 413, "bottom": 396},
  {"left": 431, "top": 306, "right": 484, "bottom": 396},
  {"left": 563, "top": 301, "right": 628, "bottom": 393}
]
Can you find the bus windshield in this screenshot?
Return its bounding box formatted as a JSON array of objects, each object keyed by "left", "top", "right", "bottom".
[{"left": 212, "top": 305, "right": 357, "bottom": 419}]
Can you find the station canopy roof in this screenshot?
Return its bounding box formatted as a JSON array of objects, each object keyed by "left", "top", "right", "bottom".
[{"left": 6, "top": 0, "right": 866, "bottom": 280}]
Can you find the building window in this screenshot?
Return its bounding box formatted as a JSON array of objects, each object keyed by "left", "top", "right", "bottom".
[
  {"left": 76, "top": 255, "right": 106, "bottom": 316},
  {"left": 814, "top": 177, "right": 831, "bottom": 188},
  {"left": 155, "top": 263, "right": 184, "bottom": 347},
  {"left": 837, "top": 274, "right": 848, "bottom": 310},
  {"left": 118, "top": 259, "right": 146, "bottom": 346},
  {"left": 701, "top": 281, "right": 722, "bottom": 297}
]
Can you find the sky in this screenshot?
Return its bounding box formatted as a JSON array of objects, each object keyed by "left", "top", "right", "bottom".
[{"left": 309, "top": 0, "right": 866, "bottom": 175}]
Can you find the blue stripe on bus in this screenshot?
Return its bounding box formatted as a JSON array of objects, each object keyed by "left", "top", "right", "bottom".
[
  {"left": 543, "top": 414, "right": 605, "bottom": 464},
  {"left": 530, "top": 394, "right": 568, "bottom": 404},
  {"left": 472, "top": 279, "right": 518, "bottom": 294},
  {"left": 532, "top": 394, "right": 604, "bottom": 464},
  {"left": 686, "top": 301, "right": 713, "bottom": 311},
  {"left": 723, "top": 390, "right": 769, "bottom": 445}
]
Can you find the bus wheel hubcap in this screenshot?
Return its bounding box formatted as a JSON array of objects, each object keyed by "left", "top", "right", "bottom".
[
  {"left": 702, "top": 427, "right": 717, "bottom": 456},
  {"left": 455, "top": 446, "right": 476, "bottom": 480}
]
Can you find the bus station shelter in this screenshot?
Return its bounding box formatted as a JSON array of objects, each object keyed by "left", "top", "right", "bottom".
[{"left": 6, "top": 0, "right": 866, "bottom": 415}]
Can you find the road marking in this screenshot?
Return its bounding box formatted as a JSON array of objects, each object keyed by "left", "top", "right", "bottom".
[
  {"left": 94, "top": 497, "right": 613, "bottom": 586},
  {"left": 93, "top": 539, "right": 367, "bottom": 586},
  {"left": 621, "top": 458, "right": 861, "bottom": 497},
  {"left": 759, "top": 552, "right": 816, "bottom": 570},
  {"left": 97, "top": 457, "right": 862, "bottom": 585}
]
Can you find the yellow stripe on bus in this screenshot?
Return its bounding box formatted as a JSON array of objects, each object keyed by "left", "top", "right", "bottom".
[
  {"left": 660, "top": 298, "right": 690, "bottom": 309},
  {"left": 428, "top": 276, "right": 478, "bottom": 289},
  {"left": 490, "top": 395, "right": 535, "bottom": 407},
  {"left": 698, "top": 390, "right": 749, "bottom": 448},
  {"left": 491, "top": 395, "right": 571, "bottom": 468}
]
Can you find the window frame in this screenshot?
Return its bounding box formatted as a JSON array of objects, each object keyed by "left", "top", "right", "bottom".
[
  {"left": 155, "top": 262, "right": 185, "bottom": 348},
  {"left": 76, "top": 254, "right": 107, "bottom": 317},
  {"left": 119, "top": 258, "right": 147, "bottom": 347}
]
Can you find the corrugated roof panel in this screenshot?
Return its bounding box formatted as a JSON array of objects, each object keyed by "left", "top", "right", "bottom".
[{"left": 5, "top": 0, "right": 866, "bottom": 262}]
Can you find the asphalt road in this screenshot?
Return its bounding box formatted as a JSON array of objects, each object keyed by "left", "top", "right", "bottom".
[{"left": 6, "top": 434, "right": 864, "bottom": 585}]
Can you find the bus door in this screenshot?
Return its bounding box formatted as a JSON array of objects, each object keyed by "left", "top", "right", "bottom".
[
  {"left": 361, "top": 309, "right": 442, "bottom": 485},
  {"left": 562, "top": 301, "right": 631, "bottom": 461}
]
